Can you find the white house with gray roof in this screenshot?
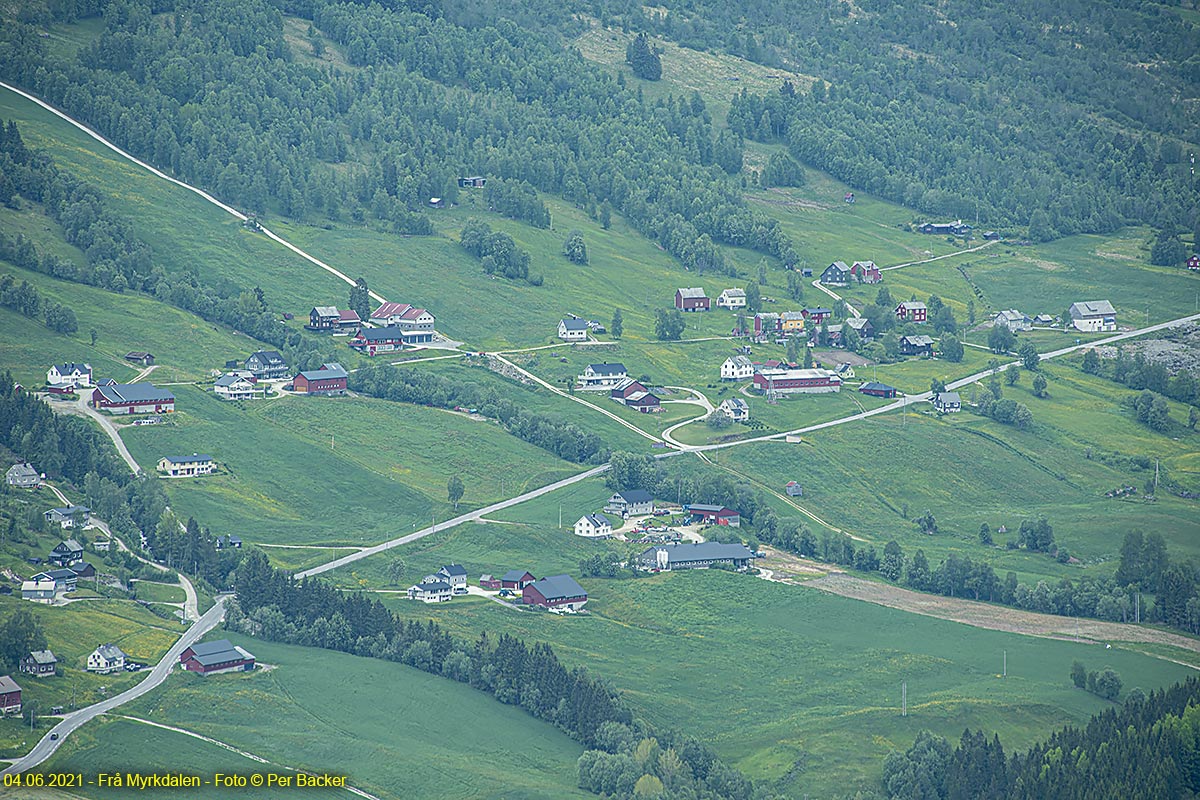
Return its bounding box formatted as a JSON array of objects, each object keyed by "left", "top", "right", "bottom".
[
  {"left": 721, "top": 356, "right": 754, "bottom": 381},
  {"left": 558, "top": 318, "right": 589, "bottom": 341},
  {"left": 574, "top": 514, "right": 613, "bottom": 539},
  {"left": 47, "top": 363, "right": 92, "bottom": 389},
  {"left": 6, "top": 463, "right": 39, "bottom": 489},
  {"left": 577, "top": 363, "right": 628, "bottom": 390},
  {"left": 436, "top": 564, "right": 468, "bottom": 594},
  {"left": 407, "top": 579, "right": 453, "bottom": 603},
  {"left": 87, "top": 644, "right": 127, "bottom": 674},
  {"left": 1069, "top": 301, "right": 1117, "bottom": 332}
]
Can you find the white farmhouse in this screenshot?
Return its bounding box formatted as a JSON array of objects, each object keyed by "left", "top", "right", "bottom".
[
  {"left": 720, "top": 356, "right": 754, "bottom": 381},
  {"left": 574, "top": 513, "right": 613, "bottom": 539}
]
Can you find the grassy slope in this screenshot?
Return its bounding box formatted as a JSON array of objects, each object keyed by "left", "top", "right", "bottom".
[
  {"left": 44, "top": 636, "right": 588, "bottom": 800},
  {"left": 118, "top": 385, "right": 584, "bottom": 547},
  {"left": 0, "top": 592, "right": 180, "bottom": 757},
  {"left": 387, "top": 570, "right": 1192, "bottom": 796}
]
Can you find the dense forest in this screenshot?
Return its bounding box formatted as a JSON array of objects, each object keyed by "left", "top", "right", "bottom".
[
  {"left": 231, "top": 550, "right": 754, "bottom": 800},
  {"left": 884, "top": 677, "right": 1200, "bottom": 799},
  {"left": 0, "top": 0, "right": 796, "bottom": 275},
  {"left": 652, "top": 0, "right": 1199, "bottom": 238}
]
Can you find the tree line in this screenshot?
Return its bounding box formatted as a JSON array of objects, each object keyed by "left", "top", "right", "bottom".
[
  {"left": 230, "top": 549, "right": 753, "bottom": 800},
  {"left": 349, "top": 363, "right": 608, "bottom": 463},
  {"left": 883, "top": 676, "right": 1200, "bottom": 800}
]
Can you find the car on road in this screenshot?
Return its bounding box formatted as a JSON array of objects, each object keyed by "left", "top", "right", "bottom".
[{"left": 50, "top": 733, "right": 58, "bottom": 740}]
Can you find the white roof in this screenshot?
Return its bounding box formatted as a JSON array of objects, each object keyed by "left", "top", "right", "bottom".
[
  {"left": 677, "top": 287, "right": 707, "bottom": 298},
  {"left": 720, "top": 288, "right": 746, "bottom": 297}
]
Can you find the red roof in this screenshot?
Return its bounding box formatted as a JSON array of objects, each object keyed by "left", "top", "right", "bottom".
[
  {"left": 372, "top": 302, "right": 414, "bottom": 319},
  {"left": 338, "top": 309, "right": 361, "bottom": 323}
]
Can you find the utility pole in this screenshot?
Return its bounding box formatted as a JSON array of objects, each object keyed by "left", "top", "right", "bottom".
[
  {"left": 1003, "top": 650, "right": 1007, "bottom": 678},
  {"left": 1154, "top": 459, "right": 1160, "bottom": 495},
  {"left": 901, "top": 681, "right": 907, "bottom": 716}
]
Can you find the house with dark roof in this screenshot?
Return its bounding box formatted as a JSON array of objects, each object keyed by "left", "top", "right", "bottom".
[
  {"left": 558, "top": 318, "right": 588, "bottom": 341},
  {"left": 91, "top": 383, "right": 175, "bottom": 415},
  {"left": 293, "top": 363, "right": 347, "bottom": 395},
  {"left": 635, "top": 542, "right": 755, "bottom": 571},
  {"left": 47, "top": 363, "right": 93, "bottom": 389},
  {"left": 180, "top": 640, "right": 256, "bottom": 675},
  {"left": 69, "top": 562, "right": 96, "bottom": 580},
  {"left": 604, "top": 490, "right": 654, "bottom": 518},
  {"left": 20, "top": 650, "right": 57, "bottom": 677},
  {"left": 349, "top": 326, "right": 408, "bottom": 355},
  {"left": 500, "top": 570, "right": 537, "bottom": 590},
  {"left": 0, "top": 675, "right": 21, "bottom": 714},
  {"left": 918, "top": 220, "right": 972, "bottom": 236},
  {"left": 1187, "top": 254, "right": 1200, "bottom": 271},
  {"left": 933, "top": 392, "right": 962, "bottom": 413},
  {"left": 820, "top": 261, "right": 851, "bottom": 285},
  {"left": 157, "top": 454, "right": 215, "bottom": 478},
  {"left": 32, "top": 569, "right": 78, "bottom": 593},
  {"left": 685, "top": 504, "right": 741, "bottom": 527},
  {"left": 899, "top": 335, "right": 935, "bottom": 357},
  {"left": 577, "top": 363, "right": 628, "bottom": 390},
  {"left": 675, "top": 287, "right": 710, "bottom": 312},
  {"left": 245, "top": 350, "right": 288, "bottom": 380},
  {"left": 49, "top": 538, "right": 85, "bottom": 566},
  {"left": 437, "top": 564, "right": 469, "bottom": 594},
  {"left": 859, "top": 381, "right": 898, "bottom": 398},
  {"left": 523, "top": 575, "right": 588, "bottom": 611},
  {"left": 574, "top": 514, "right": 613, "bottom": 539},
  {"left": 124, "top": 351, "right": 154, "bottom": 366},
  {"left": 87, "top": 644, "right": 126, "bottom": 674},
  {"left": 407, "top": 579, "right": 453, "bottom": 603},
  {"left": 6, "top": 463, "right": 39, "bottom": 489},
  {"left": 337, "top": 309, "right": 361, "bottom": 328}
]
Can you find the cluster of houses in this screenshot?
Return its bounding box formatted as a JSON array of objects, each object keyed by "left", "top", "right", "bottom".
[
  {"left": 992, "top": 302, "right": 1115, "bottom": 333},
  {"left": 918, "top": 220, "right": 973, "bottom": 236},
  {"left": 22, "top": 537, "right": 98, "bottom": 604},
  {"left": 306, "top": 301, "right": 437, "bottom": 354},
  {"left": 408, "top": 564, "right": 590, "bottom": 612},
  {"left": 573, "top": 363, "right": 663, "bottom": 413},
  {"left": 818, "top": 261, "right": 882, "bottom": 286}
]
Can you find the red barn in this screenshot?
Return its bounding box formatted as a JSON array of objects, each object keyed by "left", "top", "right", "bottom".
[
  {"left": 500, "top": 569, "right": 536, "bottom": 590},
  {"left": 0, "top": 675, "right": 22, "bottom": 713},
  {"left": 753, "top": 368, "right": 842, "bottom": 395},
  {"left": 685, "top": 504, "right": 741, "bottom": 527},
  {"left": 479, "top": 574, "right": 501, "bottom": 590},
  {"left": 523, "top": 575, "right": 588, "bottom": 611},
  {"left": 1188, "top": 254, "right": 1200, "bottom": 271},
  {"left": 675, "top": 287, "right": 710, "bottom": 312},
  {"left": 293, "top": 363, "right": 348, "bottom": 395},
  {"left": 180, "top": 640, "right": 255, "bottom": 676}
]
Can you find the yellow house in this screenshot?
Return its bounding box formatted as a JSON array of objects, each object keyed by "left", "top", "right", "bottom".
[{"left": 780, "top": 311, "right": 806, "bottom": 334}]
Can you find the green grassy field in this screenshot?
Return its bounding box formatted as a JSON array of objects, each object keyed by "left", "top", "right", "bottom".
[
  {"left": 128, "top": 580, "right": 184, "bottom": 604},
  {"left": 119, "top": 385, "right": 585, "bottom": 547},
  {"left": 0, "top": 592, "right": 181, "bottom": 758},
  {"left": 42, "top": 636, "right": 589, "bottom": 800},
  {"left": 385, "top": 570, "right": 1192, "bottom": 796},
  {"left": 0, "top": 255, "right": 272, "bottom": 386}
]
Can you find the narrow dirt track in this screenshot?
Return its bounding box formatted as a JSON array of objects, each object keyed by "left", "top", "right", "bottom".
[{"left": 805, "top": 572, "right": 1200, "bottom": 657}]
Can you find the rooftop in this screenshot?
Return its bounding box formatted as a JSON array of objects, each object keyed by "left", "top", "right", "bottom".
[{"left": 528, "top": 574, "right": 586, "bottom": 600}]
